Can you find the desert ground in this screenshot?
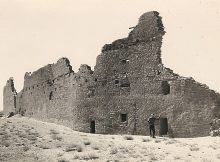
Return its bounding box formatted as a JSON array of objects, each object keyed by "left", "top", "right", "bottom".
[{"left": 0, "top": 116, "right": 220, "bottom": 162}]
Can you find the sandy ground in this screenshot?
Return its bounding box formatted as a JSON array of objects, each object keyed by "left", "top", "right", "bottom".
[{"left": 0, "top": 116, "right": 220, "bottom": 162}]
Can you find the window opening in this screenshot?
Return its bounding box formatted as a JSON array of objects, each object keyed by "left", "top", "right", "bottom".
[
  {"left": 49, "top": 91, "right": 53, "bottom": 100},
  {"left": 162, "top": 81, "right": 170, "bottom": 95},
  {"left": 121, "top": 113, "right": 128, "bottom": 122}
]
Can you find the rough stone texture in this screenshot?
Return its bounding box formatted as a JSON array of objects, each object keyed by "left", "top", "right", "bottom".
[
  {"left": 210, "top": 118, "right": 220, "bottom": 136},
  {"left": 3, "top": 11, "right": 220, "bottom": 137},
  {"left": 3, "top": 78, "right": 17, "bottom": 114}
]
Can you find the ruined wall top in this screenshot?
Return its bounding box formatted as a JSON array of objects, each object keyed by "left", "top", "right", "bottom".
[
  {"left": 23, "top": 57, "right": 73, "bottom": 88},
  {"left": 4, "top": 77, "right": 16, "bottom": 93},
  {"left": 102, "top": 11, "right": 165, "bottom": 52},
  {"left": 128, "top": 11, "right": 165, "bottom": 42}
]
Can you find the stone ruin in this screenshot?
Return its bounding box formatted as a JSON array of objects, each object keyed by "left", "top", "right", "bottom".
[{"left": 3, "top": 11, "right": 220, "bottom": 137}]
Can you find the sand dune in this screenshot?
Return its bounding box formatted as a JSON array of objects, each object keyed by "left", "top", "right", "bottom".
[{"left": 0, "top": 116, "right": 220, "bottom": 162}]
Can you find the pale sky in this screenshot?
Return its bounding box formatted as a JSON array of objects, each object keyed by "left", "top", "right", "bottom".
[{"left": 0, "top": 0, "right": 220, "bottom": 110}]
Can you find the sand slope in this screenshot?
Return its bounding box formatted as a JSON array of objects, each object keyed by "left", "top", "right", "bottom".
[{"left": 0, "top": 116, "right": 220, "bottom": 162}]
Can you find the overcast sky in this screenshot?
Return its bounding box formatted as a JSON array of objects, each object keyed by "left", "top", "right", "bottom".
[{"left": 0, "top": 0, "right": 220, "bottom": 110}]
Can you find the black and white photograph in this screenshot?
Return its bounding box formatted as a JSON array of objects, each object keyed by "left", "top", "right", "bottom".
[{"left": 0, "top": 0, "right": 220, "bottom": 161}]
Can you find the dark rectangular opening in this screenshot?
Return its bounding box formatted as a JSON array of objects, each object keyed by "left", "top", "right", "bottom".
[
  {"left": 90, "top": 120, "right": 95, "bottom": 133},
  {"left": 121, "top": 113, "right": 127, "bottom": 122},
  {"left": 159, "top": 118, "right": 168, "bottom": 136},
  {"left": 162, "top": 81, "right": 170, "bottom": 95},
  {"left": 115, "top": 79, "right": 119, "bottom": 84},
  {"left": 49, "top": 91, "right": 53, "bottom": 100}
]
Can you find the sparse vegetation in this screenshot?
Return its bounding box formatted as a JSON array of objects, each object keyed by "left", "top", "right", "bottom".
[
  {"left": 92, "top": 145, "right": 99, "bottom": 150},
  {"left": 149, "top": 154, "right": 158, "bottom": 161},
  {"left": 83, "top": 140, "right": 91, "bottom": 145},
  {"left": 110, "top": 147, "right": 118, "bottom": 154},
  {"left": 27, "top": 135, "right": 38, "bottom": 141},
  {"left": 2, "top": 140, "right": 10, "bottom": 147},
  {"left": 23, "top": 146, "right": 30, "bottom": 151},
  {"left": 80, "top": 153, "right": 99, "bottom": 160},
  {"left": 50, "top": 129, "right": 59, "bottom": 135},
  {"left": 154, "top": 139, "right": 161, "bottom": 143},
  {"left": 119, "top": 146, "right": 129, "bottom": 154},
  {"left": 124, "top": 135, "right": 134, "bottom": 140},
  {"left": 49, "top": 129, "right": 63, "bottom": 141},
  {"left": 0, "top": 117, "right": 220, "bottom": 162},
  {"left": 39, "top": 144, "right": 50, "bottom": 149},
  {"left": 173, "top": 156, "right": 181, "bottom": 160},
  {"left": 73, "top": 155, "right": 80, "bottom": 159},
  {"left": 57, "top": 152, "right": 64, "bottom": 157},
  {"left": 65, "top": 144, "right": 83, "bottom": 152},
  {"left": 189, "top": 144, "right": 200, "bottom": 151}
]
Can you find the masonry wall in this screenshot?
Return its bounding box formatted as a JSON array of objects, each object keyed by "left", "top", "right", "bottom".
[
  {"left": 3, "top": 78, "right": 17, "bottom": 114},
  {"left": 4, "top": 11, "right": 220, "bottom": 137}
]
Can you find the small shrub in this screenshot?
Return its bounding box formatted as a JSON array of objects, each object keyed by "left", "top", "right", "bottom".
[
  {"left": 77, "top": 146, "right": 83, "bottom": 152},
  {"left": 110, "top": 147, "right": 118, "bottom": 154},
  {"left": 57, "top": 152, "right": 64, "bottom": 157},
  {"left": 2, "top": 141, "right": 10, "bottom": 147},
  {"left": 18, "top": 133, "right": 28, "bottom": 138},
  {"left": 119, "top": 146, "right": 129, "bottom": 153},
  {"left": 92, "top": 145, "right": 99, "bottom": 150},
  {"left": 29, "top": 131, "right": 39, "bottom": 136},
  {"left": 190, "top": 145, "right": 199, "bottom": 151},
  {"left": 27, "top": 135, "right": 37, "bottom": 141},
  {"left": 84, "top": 140, "right": 91, "bottom": 145},
  {"left": 51, "top": 134, "right": 63, "bottom": 141},
  {"left": 80, "top": 153, "right": 99, "bottom": 160},
  {"left": 73, "top": 155, "right": 80, "bottom": 159},
  {"left": 154, "top": 139, "right": 161, "bottom": 143},
  {"left": 50, "top": 129, "right": 59, "bottom": 135},
  {"left": 124, "top": 135, "right": 134, "bottom": 140},
  {"left": 39, "top": 144, "right": 50, "bottom": 149},
  {"left": 149, "top": 155, "right": 158, "bottom": 161},
  {"left": 56, "top": 144, "right": 62, "bottom": 148},
  {"left": 65, "top": 144, "right": 83, "bottom": 152},
  {"left": 23, "top": 146, "right": 30, "bottom": 151},
  {"left": 65, "top": 145, "right": 77, "bottom": 152}
]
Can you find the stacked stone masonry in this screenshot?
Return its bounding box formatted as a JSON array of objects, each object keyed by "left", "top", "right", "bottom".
[{"left": 3, "top": 11, "right": 220, "bottom": 137}]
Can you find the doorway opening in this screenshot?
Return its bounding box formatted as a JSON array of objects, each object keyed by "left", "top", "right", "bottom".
[
  {"left": 90, "top": 120, "right": 95, "bottom": 133},
  {"left": 159, "top": 118, "right": 168, "bottom": 136}
]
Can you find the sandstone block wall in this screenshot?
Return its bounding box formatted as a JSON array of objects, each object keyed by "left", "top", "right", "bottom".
[
  {"left": 3, "top": 11, "right": 220, "bottom": 137},
  {"left": 3, "top": 78, "right": 17, "bottom": 114}
]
